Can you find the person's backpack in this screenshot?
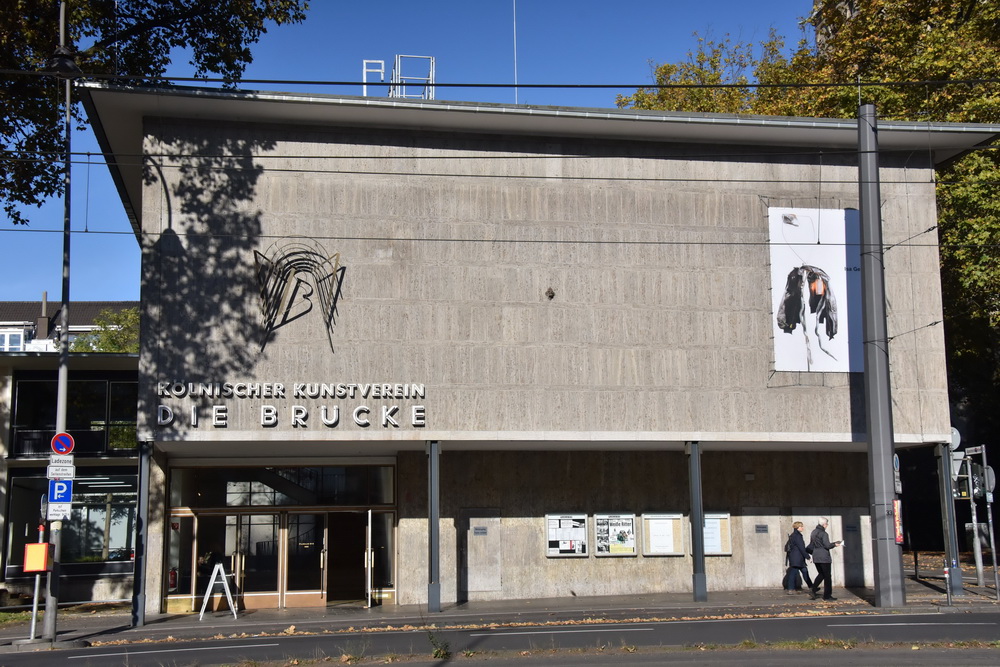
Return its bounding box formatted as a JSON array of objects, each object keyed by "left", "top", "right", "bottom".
[{"left": 784, "top": 533, "right": 794, "bottom": 553}]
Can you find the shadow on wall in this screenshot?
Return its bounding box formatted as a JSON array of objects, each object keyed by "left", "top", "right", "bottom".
[{"left": 140, "top": 126, "right": 274, "bottom": 398}]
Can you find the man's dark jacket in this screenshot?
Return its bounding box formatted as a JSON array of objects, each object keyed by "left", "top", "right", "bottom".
[{"left": 809, "top": 524, "right": 836, "bottom": 563}]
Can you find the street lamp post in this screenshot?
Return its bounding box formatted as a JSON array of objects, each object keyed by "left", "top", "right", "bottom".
[{"left": 42, "top": 0, "right": 81, "bottom": 644}]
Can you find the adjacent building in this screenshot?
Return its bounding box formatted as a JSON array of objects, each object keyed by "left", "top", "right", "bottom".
[
  {"left": 0, "top": 299, "right": 138, "bottom": 605},
  {"left": 80, "top": 83, "right": 1000, "bottom": 613}
]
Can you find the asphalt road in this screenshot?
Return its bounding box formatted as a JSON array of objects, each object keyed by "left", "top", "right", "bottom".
[{"left": 3, "top": 610, "right": 999, "bottom": 666}]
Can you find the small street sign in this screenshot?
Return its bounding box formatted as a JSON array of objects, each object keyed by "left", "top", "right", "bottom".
[
  {"left": 966, "top": 445, "right": 985, "bottom": 455},
  {"left": 48, "top": 479, "right": 73, "bottom": 504},
  {"left": 893, "top": 453, "right": 902, "bottom": 493},
  {"left": 51, "top": 432, "right": 75, "bottom": 455},
  {"left": 47, "top": 465, "right": 75, "bottom": 479},
  {"left": 46, "top": 502, "right": 71, "bottom": 521},
  {"left": 50, "top": 454, "right": 74, "bottom": 466}
]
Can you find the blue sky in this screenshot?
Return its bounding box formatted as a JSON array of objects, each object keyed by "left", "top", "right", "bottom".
[{"left": 1, "top": 1, "right": 812, "bottom": 302}]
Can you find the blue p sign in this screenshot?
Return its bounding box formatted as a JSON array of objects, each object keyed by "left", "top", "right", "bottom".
[{"left": 48, "top": 479, "right": 73, "bottom": 503}]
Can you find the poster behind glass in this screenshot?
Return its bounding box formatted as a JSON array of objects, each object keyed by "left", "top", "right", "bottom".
[
  {"left": 545, "top": 514, "right": 588, "bottom": 557},
  {"left": 595, "top": 513, "right": 636, "bottom": 556},
  {"left": 641, "top": 513, "right": 684, "bottom": 556}
]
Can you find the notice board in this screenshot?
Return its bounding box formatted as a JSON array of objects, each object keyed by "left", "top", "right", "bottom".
[
  {"left": 545, "top": 514, "right": 588, "bottom": 557},
  {"left": 641, "top": 513, "right": 684, "bottom": 556}
]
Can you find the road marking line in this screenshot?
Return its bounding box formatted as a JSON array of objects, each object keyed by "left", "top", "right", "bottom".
[
  {"left": 471, "top": 627, "right": 654, "bottom": 637},
  {"left": 831, "top": 622, "right": 996, "bottom": 627},
  {"left": 68, "top": 642, "right": 279, "bottom": 659}
]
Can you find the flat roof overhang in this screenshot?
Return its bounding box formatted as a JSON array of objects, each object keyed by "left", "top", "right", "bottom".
[
  {"left": 80, "top": 84, "right": 1000, "bottom": 239},
  {"left": 148, "top": 431, "right": 945, "bottom": 460},
  {"left": 0, "top": 351, "right": 138, "bottom": 372}
]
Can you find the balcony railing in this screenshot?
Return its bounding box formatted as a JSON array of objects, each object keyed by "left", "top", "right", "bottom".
[{"left": 9, "top": 423, "right": 137, "bottom": 457}]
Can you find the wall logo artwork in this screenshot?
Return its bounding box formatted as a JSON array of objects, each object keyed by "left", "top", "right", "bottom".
[
  {"left": 254, "top": 240, "right": 346, "bottom": 352},
  {"left": 768, "top": 208, "right": 862, "bottom": 373}
]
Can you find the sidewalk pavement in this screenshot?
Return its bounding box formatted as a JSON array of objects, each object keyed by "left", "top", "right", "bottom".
[{"left": 1, "top": 572, "right": 997, "bottom": 652}]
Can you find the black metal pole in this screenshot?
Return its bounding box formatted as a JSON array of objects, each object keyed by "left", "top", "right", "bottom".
[
  {"left": 427, "top": 441, "right": 441, "bottom": 612},
  {"left": 858, "top": 103, "right": 905, "bottom": 607},
  {"left": 43, "top": 2, "right": 73, "bottom": 642},
  {"left": 131, "top": 442, "right": 151, "bottom": 626},
  {"left": 687, "top": 441, "right": 707, "bottom": 601}
]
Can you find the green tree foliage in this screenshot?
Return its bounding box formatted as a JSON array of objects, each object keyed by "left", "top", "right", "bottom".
[
  {"left": 1, "top": 0, "right": 308, "bottom": 225},
  {"left": 70, "top": 306, "right": 139, "bottom": 353},
  {"left": 618, "top": 0, "right": 1000, "bottom": 440}
]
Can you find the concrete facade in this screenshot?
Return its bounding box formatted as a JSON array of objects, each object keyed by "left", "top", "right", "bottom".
[
  {"left": 80, "top": 85, "right": 1000, "bottom": 612},
  {"left": 136, "top": 119, "right": 947, "bottom": 445}
]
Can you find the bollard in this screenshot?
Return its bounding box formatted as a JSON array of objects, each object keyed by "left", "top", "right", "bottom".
[{"left": 944, "top": 559, "right": 953, "bottom": 606}]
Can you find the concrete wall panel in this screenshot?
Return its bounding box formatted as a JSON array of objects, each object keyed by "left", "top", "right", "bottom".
[{"left": 138, "top": 121, "right": 949, "bottom": 447}]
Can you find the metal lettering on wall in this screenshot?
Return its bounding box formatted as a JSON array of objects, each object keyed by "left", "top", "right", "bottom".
[
  {"left": 254, "top": 239, "right": 346, "bottom": 353},
  {"left": 155, "top": 381, "right": 427, "bottom": 430}
]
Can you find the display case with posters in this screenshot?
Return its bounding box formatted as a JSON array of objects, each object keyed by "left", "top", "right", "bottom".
[
  {"left": 641, "top": 513, "right": 684, "bottom": 556},
  {"left": 545, "top": 514, "right": 588, "bottom": 557},
  {"left": 594, "top": 513, "right": 636, "bottom": 556},
  {"left": 699, "top": 512, "right": 733, "bottom": 556}
]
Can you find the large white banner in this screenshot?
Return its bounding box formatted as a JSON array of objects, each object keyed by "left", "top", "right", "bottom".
[{"left": 769, "top": 207, "right": 862, "bottom": 373}]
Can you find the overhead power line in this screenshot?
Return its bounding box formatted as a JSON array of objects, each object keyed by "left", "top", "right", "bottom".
[{"left": 2, "top": 68, "right": 1000, "bottom": 91}]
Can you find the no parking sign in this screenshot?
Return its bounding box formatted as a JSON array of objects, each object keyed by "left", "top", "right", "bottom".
[{"left": 51, "top": 432, "right": 75, "bottom": 455}]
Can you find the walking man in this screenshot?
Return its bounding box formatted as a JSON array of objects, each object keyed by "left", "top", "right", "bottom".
[{"left": 809, "top": 517, "right": 842, "bottom": 601}]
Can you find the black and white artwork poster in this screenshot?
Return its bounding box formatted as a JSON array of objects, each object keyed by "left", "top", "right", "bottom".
[{"left": 769, "top": 207, "right": 862, "bottom": 373}]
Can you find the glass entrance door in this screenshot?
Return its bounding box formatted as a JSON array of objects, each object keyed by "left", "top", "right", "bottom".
[
  {"left": 284, "top": 513, "right": 326, "bottom": 607},
  {"left": 230, "top": 513, "right": 280, "bottom": 609},
  {"left": 170, "top": 508, "right": 394, "bottom": 611}
]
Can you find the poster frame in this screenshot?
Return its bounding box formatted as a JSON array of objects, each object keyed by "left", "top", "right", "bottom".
[
  {"left": 545, "top": 513, "right": 589, "bottom": 558},
  {"left": 594, "top": 513, "right": 637, "bottom": 557},
  {"left": 640, "top": 513, "right": 685, "bottom": 556},
  {"left": 698, "top": 512, "right": 733, "bottom": 556}
]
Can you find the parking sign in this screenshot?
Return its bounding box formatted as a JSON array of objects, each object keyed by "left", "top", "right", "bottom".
[{"left": 48, "top": 479, "right": 73, "bottom": 504}]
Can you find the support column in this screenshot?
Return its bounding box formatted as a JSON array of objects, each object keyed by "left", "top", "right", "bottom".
[
  {"left": 858, "top": 103, "right": 905, "bottom": 607},
  {"left": 131, "top": 441, "right": 151, "bottom": 626},
  {"left": 686, "top": 441, "right": 707, "bottom": 602},
  {"left": 427, "top": 441, "right": 441, "bottom": 612}
]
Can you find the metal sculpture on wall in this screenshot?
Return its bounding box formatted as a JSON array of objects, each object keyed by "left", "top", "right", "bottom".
[{"left": 254, "top": 239, "right": 346, "bottom": 353}]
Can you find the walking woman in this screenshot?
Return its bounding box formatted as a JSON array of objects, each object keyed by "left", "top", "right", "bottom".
[{"left": 784, "top": 521, "right": 813, "bottom": 594}]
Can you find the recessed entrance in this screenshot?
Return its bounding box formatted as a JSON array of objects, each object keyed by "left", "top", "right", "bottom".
[{"left": 165, "top": 464, "right": 396, "bottom": 612}]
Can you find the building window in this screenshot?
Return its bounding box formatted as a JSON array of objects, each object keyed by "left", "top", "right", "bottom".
[
  {"left": 10, "top": 374, "right": 138, "bottom": 456},
  {"left": 5, "top": 474, "right": 137, "bottom": 567},
  {"left": 0, "top": 331, "right": 24, "bottom": 351},
  {"left": 170, "top": 466, "right": 395, "bottom": 508}
]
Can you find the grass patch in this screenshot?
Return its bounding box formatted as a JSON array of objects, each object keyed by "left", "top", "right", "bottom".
[{"left": 0, "top": 611, "right": 33, "bottom": 627}]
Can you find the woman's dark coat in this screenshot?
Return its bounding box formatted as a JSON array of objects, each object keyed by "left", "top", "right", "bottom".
[{"left": 787, "top": 529, "right": 809, "bottom": 567}]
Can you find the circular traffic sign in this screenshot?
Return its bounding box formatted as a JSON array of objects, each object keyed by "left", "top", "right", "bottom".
[{"left": 51, "top": 432, "right": 75, "bottom": 455}]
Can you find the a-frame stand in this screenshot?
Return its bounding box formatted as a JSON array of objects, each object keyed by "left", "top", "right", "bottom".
[{"left": 198, "top": 562, "right": 238, "bottom": 620}]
